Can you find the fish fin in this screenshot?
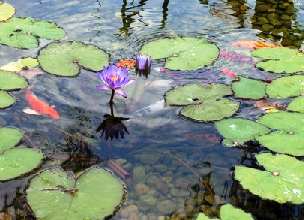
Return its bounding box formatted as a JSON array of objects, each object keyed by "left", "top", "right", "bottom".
[{"left": 23, "top": 108, "right": 40, "bottom": 115}]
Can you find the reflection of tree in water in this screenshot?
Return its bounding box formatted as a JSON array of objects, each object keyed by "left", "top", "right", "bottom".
[
  {"left": 118, "top": 0, "right": 170, "bottom": 35},
  {"left": 225, "top": 0, "right": 304, "bottom": 48}
]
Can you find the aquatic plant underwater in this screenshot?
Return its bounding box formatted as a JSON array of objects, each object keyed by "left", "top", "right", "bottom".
[{"left": 1, "top": 1, "right": 304, "bottom": 219}]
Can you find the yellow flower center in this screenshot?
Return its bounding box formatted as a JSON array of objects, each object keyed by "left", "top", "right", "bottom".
[{"left": 109, "top": 75, "right": 118, "bottom": 83}]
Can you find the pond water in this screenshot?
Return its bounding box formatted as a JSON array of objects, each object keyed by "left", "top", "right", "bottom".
[{"left": 1, "top": 0, "right": 304, "bottom": 219}]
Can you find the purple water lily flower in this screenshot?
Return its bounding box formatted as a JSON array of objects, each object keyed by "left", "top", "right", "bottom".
[
  {"left": 97, "top": 64, "right": 135, "bottom": 103},
  {"left": 135, "top": 54, "right": 151, "bottom": 70}
]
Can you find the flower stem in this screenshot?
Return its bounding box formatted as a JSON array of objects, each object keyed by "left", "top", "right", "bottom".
[{"left": 109, "top": 89, "right": 115, "bottom": 104}]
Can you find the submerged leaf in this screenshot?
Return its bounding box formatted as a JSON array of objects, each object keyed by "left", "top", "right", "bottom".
[
  {"left": 235, "top": 153, "right": 304, "bottom": 204},
  {"left": 38, "top": 41, "right": 110, "bottom": 76},
  {"left": 27, "top": 166, "right": 126, "bottom": 220}
]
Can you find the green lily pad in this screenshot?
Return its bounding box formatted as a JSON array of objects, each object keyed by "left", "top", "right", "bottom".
[
  {"left": 0, "top": 71, "right": 28, "bottom": 90},
  {"left": 256, "top": 131, "right": 304, "bottom": 156},
  {"left": 235, "top": 153, "right": 304, "bottom": 204},
  {"left": 196, "top": 204, "right": 254, "bottom": 220},
  {"left": 266, "top": 75, "right": 304, "bottom": 98},
  {"left": 180, "top": 98, "right": 239, "bottom": 122},
  {"left": 215, "top": 118, "right": 270, "bottom": 147},
  {"left": 0, "top": 17, "right": 65, "bottom": 48},
  {"left": 287, "top": 96, "right": 304, "bottom": 113},
  {"left": 0, "top": 3, "right": 15, "bottom": 21},
  {"left": 165, "top": 83, "right": 240, "bottom": 122},
  {"left": 257, "top": 111, "right": 304, "bottom": 133},
  {"left": 0, "top": 127, "right": 23, "bottom": 151},
  {"left": 27, "top": 166, "right": 126, "bottom": 220},
  {"left": 0, "top": 91, "right": 16, "bottom": 109},
  {"left": 140, "top": 37, "right": 219, "bottom": 70},
  {"left": 251, "top": 47, "right": 304, "bottom": 74},
  {"left": 21, "top": 57, "right": 39, "bottom": 68},
  {"left": 38, "top": 41, "right": 110, "bottom": 76},
  {"left": 232, "top": 77, "right": 266, "bottom": 99},
  {"left": 0, "top": 148, "right": 43, "bottom": 181}
]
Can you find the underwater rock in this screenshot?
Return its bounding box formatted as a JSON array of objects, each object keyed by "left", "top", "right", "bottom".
[
  {"left": 135, "top": 183, "right": 150, "bottom": 195},
  {"left": 156, "top": 200, "right": 176, "bottom": 214},
  {"left": 133, "top": 166, "right": 146, "bottom": 182},
  {"left": 140, "top": 154, "right": 160, "bottom": 165}
]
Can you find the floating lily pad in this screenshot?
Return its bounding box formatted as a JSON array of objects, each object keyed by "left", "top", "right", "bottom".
[
  {"left": 38, "top": 41, "right": 110, "bottom": 76},
  {"left": 0, "top": 17, "right": 65, "bottom": 48},
  {"left": 165, "top": 83, "right": 240, "bottom": 122},
  {"left": 287, "top": 96, "right": 304, "bottom": 113},
  {"left": 235, "top": 153, "right": 304, "bottom": 204},
  {"left": 0, "top": 3, "right": 15, "bottom": 21},
  {"left": 0, "top": 70, "right": 28, "bottom": 90},
  {"left": 251, "top": 47, "right": 304, "bottom": 74},
  {"left": 215, "top": 118, "right": 270, "bottom": 147},
  {"left": 257, "top": 111, "right": 304, "bottom": 133},
  {"left": 0, "top": 91, "right": 16, "bottom": 109},
  {"left": 0, "top": 57, "right": 39, "bottom": 72},
  {"left": 266, "top": 75, "right": 304, "bottom": 98},
  {"left": 232, "top": 77, "right": 266, "bottom": 99},
  {"left": 0, "top": 148, "right": 43, "bottom": 181},
  {"left": 27, "top": 166, "right": 126, "bottom": 220},
  {"left": 256, "top": 131, "right": 304, "bottom": 156},
  {"left": 140, "top": 37, "right": 219, "bottom": 70},
  {"left": 0, "top": 127, "right": 23, "bottom": 151},
  {"left": 197, "top": 204, "right": 254, "bottom": 220}
]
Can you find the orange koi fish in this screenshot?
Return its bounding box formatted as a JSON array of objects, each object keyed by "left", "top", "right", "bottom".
[
  {"left": 24, "top": 88, "right": 59, "bottom": 119},
  {"left": 232, "top": 41, "right": 281, "bottom": 49},
  {"left": 116, "top": 60, "right": 136, "bottom": 69}
]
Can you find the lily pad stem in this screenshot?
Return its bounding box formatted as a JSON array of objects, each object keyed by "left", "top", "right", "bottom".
[{"left": 109, "top": 89, "right": 115, "bottom": 104}]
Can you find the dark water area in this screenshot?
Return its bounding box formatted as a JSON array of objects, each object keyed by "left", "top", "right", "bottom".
[{"left": 0, "top": 0, "right": 304, "bottom": 219}]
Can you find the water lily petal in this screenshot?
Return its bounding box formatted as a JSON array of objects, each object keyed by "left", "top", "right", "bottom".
[
  {"left": 96, "top": 85, "right": 112, "bottom": 91},
  {"left": 115, "top": 88, "right": 127, "bottom": 98}
]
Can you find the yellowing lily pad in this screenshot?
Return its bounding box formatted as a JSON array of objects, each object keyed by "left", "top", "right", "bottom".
[
  {"left": 27, "top": 166, "right": 126, "bottom": 220},
  {"left": 0, "top": 3, "right": 15, "bottom": 21},
  {"left": 235, "top": 153, "right": 304, "bottom": 204},
  {"left": 38, "top": 41, "right": 110, "bottom": 76},
  {"left": 215, "top": 118, "right": 270, "bottom": 147},
  {"left": 165, "top": 83, "right": 240, "bottom": 122},
  {"left": 232, "top": 77, "right": 266, "bottom": 100},
  {"left": 251, "top": 47, "right": 304, "bottom": 74},
  {"left": 140, "top": 37, "right": 219, "bottom": 71},
  {"left": 266, "top": 75, "right": 304, "bottom": 98},
  {"left": 0, "top": 57, "right": 39, "bottom": 72},
  {"left": 0, "top": 17, "right": 65, "bottom": 48}
]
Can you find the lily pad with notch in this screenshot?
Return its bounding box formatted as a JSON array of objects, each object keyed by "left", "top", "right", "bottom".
[
  {"left": 0, "top": 91, "right": 16, "bottom": 109},
  {"left": 38, "top": 41, "right": 110, "bottom": 76},
  {"left": 256, "top": 111, "right": 304, "bottom": 156},
  {"left": 251, "top": 47, "right": 304, "bottom": 74},
  {"left": 165, "top": 83, "right": 240, "bottom": 122},
  {"left": 0, "top": 17, "right": 65, "bottom": 48},
  {"left": 0, "top": 70, "right": 28, "bottom": 90},
  {"left": 0, "top": 3, "right": 15, "bottom": 21},
  {"left": 139, "top": 37, "right": 219, "bottom": 71},
  {"left": 26, "top": 166, "right": 126, "bottom": 220},
  {"left": 0, "top": 127, "right": 43, "bottom": 181},
  {"left": 235, "top": 153, "right": 304, "bottom": 204},
  {"left": 287, "top": 96, "right": 304, "bottom": 113},
  {"left": 232, "top": 77, "right": 266, "bottom": 100},
  {"left": 215, "top": 118, "right": 270, "bottom": 147}
]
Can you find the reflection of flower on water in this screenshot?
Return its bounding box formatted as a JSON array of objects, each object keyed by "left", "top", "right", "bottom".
[
  {"left": 96, "top": 103, "right": 130, "bottom": 141},
  {"left": 96, "top": 114, "right": 130, "bottom": 141}
]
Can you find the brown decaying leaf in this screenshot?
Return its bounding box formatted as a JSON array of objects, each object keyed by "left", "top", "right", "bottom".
[{"left": 255, "top": 99, "right": 286, "bottom": 111}]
